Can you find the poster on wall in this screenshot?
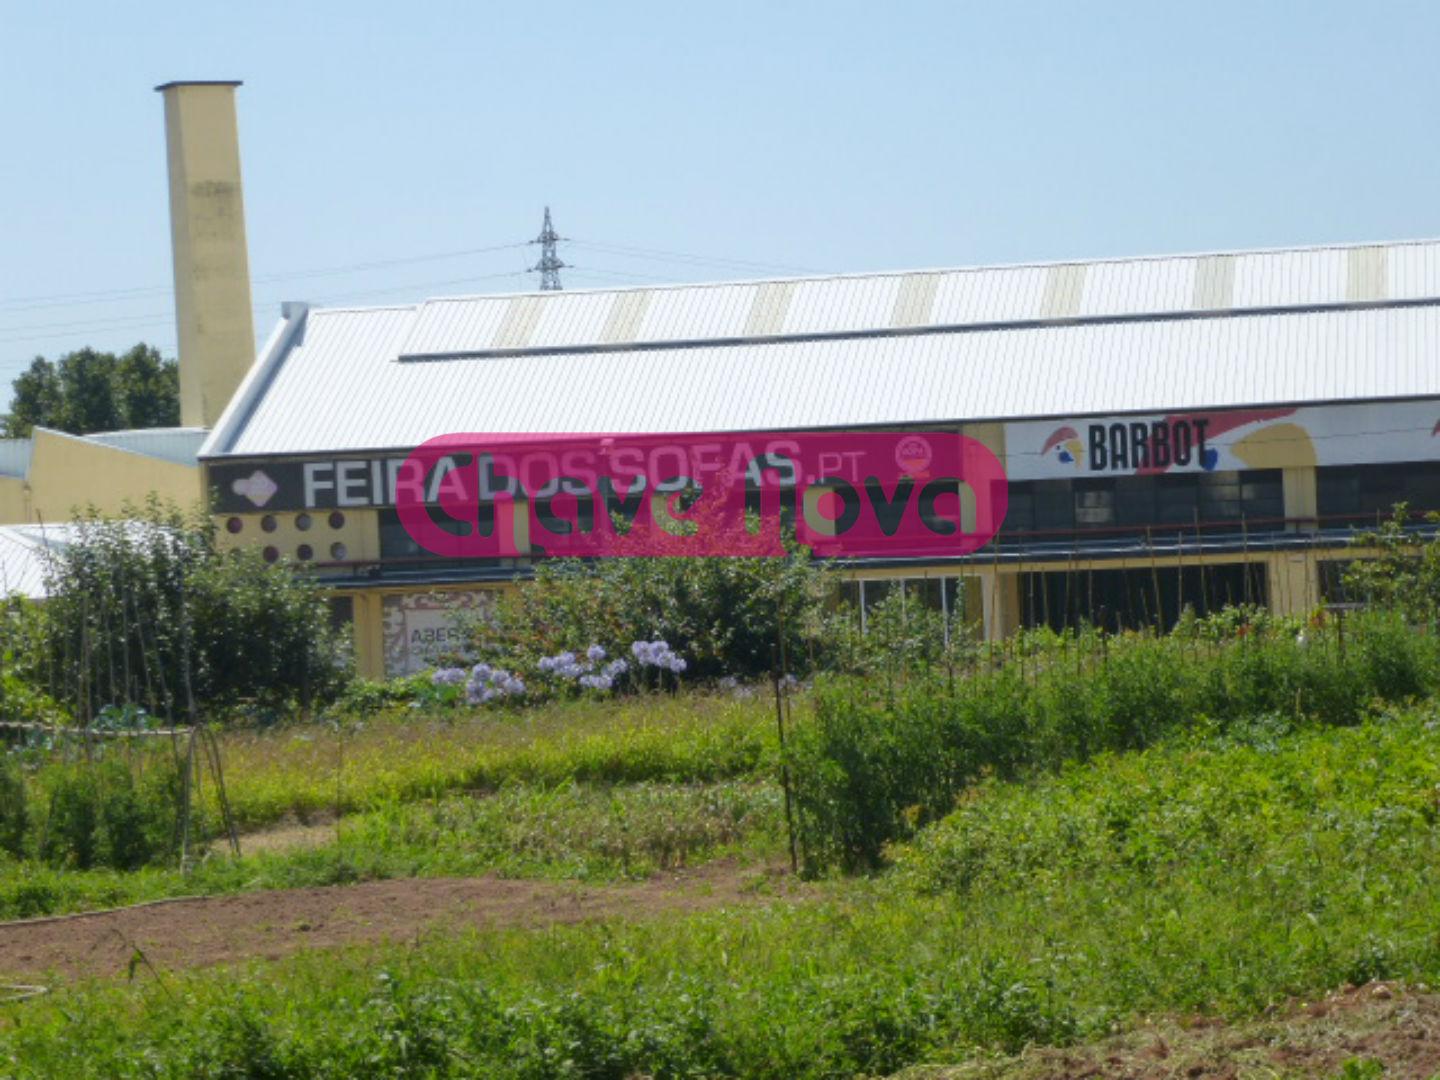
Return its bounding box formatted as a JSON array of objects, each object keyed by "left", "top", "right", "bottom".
[
  {"left": 381, "top": 591, "right": 493, "bottom": 676},
  {"left": 1004, "top": 401, "right": 1440, "bottom": 481}
]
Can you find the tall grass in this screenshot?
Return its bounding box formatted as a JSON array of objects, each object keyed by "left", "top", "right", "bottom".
[{"left": 214, "top": 692, "right": 777, "bottom": 830}]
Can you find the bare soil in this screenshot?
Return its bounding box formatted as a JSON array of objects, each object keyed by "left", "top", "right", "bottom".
[
  {"left": 901, "top": 982, "right": 1440, "bottom": 1080},
  {"left": 0, "top": 860, "right": 797, "bottom": 983}
]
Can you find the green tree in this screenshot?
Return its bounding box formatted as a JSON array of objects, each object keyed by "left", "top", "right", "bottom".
[
  {"left": 3, "top": 357, "right": 63, "bottom": 437},
  {"left": 1, "top": 344, "right": 178, "bottom": 437}
]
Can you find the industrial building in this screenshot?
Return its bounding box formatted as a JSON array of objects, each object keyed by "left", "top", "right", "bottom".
[
  {"left": 198, "top": 240, "right": 1440, "bottom": 675},
  {"left": 5, "top": 82, "right": 1440, "bottom": 677}
]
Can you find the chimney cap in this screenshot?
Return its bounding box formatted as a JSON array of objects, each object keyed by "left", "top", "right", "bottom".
[{"left": 154, "top": 80, "right": 243, "bottom": 92}]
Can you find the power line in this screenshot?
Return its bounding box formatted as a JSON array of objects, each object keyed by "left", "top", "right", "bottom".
[
  {"left": 0, "top": 232, "right": 817, "bottom": 317},
  {"left": 566, "top": 265, "right": 707, "bottom": 284},
  {"left": 0, "top": 240, "right": 532, "bottom": 313},
  {"left": 304, "top": 269, "right": 532, "bottom": 307},
  {"left": 570, "top": 239, "right": 827, "bottom": 277},
  {"left": 0, "top": 269, "right": 538, "bottom": 347},
  {"left": 0, "top": 227, "right": 829, "bottom": 347}
]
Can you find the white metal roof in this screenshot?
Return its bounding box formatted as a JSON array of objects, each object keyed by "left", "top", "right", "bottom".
[
  {"left": 0, "top": 524, "right": 79, "bottom": 599},
  {"left": 205, "top": 237, "right": 1440, "bottom": 458}
]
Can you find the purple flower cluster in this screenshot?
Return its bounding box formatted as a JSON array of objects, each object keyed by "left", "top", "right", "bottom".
[
  {"left": 431, "top": 667, "right": 467, "bottom": 687},
  {"left": 466, "top": 662, "right": 525, "bottom": 705},
  {"left": 631, "top": 639, "right": 688, "bottom": 674},
  {"left": 538, "top": 645, "right": 629, "bottom": 692},
  {"left": 537, "top": 651, "right": 587, "bottom": 679}
]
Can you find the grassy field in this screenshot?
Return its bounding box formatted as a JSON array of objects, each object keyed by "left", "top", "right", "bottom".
[
  {"left": 5, "top": 703, "right": 1440, "bottom": 1077},
  {"left": 216, "top": 691, "right": 778, "bottom": 828},
  {"left": 0, "top": 692, "right": 786, "bottom": 919},
  {"left": 0, "top": 778, "right": 785, "bottom": 919}
]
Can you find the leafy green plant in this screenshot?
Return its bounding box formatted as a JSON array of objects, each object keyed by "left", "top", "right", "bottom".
[
  {"left": 35, "top": 757, "right": 182, "bottom": 871},
  {"left": 0, "top": 757, "right": 27, "bottom": 858},
  {"left": 1343, "top": 504, "right": 1440, "bottom": 624}
]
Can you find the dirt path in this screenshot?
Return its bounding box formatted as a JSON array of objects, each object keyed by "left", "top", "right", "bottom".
[{"left": 0, "top": 861, "right": 798, "bottom": 983}]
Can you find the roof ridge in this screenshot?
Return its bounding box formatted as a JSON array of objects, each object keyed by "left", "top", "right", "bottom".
[{"left": 295, "top": 235, "right": 1440, "bottom": 316}]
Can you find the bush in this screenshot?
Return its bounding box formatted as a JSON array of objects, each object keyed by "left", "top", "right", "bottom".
[
  {"left": 33, "top": 500, "right": 348, "bottom": 722},
  {"left": 36, "top": 757, "right": 183, "bottom": 871},
  {"left": 1342, "top": 505, "right": 1440, "bottom": 623},
  {"left": 825, "top": 587, "right": 975, "bottom": 679}
]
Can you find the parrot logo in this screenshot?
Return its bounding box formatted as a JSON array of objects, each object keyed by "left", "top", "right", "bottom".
[{"left": 1041, "top": 426, "right": 1085, "bottom": 468}]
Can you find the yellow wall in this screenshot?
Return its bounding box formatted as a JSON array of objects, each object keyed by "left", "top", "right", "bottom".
[
  {"left": 0, "top": 429, "right": 202, "bottom": 525},
  {"left": 1283, "top": 465, "right": 1318, "bottom": 529},
  {"left": 316, "top": 546, "right": 1359, "bottom": 680},
  {"left": 1267, "top": 551, "right": 1321, "bottom": 616},
  {"left": 215, "top": 507, "right": 380, "bottom": 564},
  {"left": 198, "top": 441, "right": 1352, "bottom": 679},
  {"left": 0, "top": 477, "right": 26, "bottom": 523}
]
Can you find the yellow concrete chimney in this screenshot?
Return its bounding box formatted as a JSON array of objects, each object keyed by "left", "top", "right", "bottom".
[{"left": 155, "top": 80, "right": 256, "bottom": 429}]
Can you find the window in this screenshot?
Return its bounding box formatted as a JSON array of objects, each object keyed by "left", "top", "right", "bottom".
[
  {"left": 376, "top": 508, "right": 512, "bottom": 569},
  {"left": 1000, "top": 470, "right": 1282, "bottom": 539},
  {"left": 1318, "top": 462, "right": 1440, "bottom": 521}
]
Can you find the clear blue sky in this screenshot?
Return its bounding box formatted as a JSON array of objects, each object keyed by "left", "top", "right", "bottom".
[{"left": 2, "top": 1, "right": 1439, "bottom": 407}]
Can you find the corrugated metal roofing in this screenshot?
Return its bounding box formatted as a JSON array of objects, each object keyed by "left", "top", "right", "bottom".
[
  {"left": 207, "top": 237, "right": 1440, "bottom": 458},
  {"left": 0, "top": 524, "right": 78, "bottom": 599}
]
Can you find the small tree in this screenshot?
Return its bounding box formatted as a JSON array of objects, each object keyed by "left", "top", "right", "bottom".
[{"left": 1343, "top": 505, "right": 1440, "bottom": 625}]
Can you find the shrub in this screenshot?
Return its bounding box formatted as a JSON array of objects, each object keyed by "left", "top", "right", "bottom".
[
  {"left": 826, "top": 586, "right": 974, "bottom": 679},
  {"left": 1342, "top": 504, "right": 1440, "bottom": 623},
  {"left": 34, "top": 500, "right": 348, "bottom": 722},
  {"left": 36, "top": 757, "right": 183, "bottom": 871}
]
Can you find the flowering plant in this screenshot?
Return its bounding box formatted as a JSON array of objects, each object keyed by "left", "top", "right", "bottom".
[
  {"left": 466, "top": 663, "right": 525, "bottom": 705},
  {"left": 630, "top": 639, "right": 687, "bottom": 674},
  {"left": 537, "top": 644, "right": 630, "bottom": 693}
]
